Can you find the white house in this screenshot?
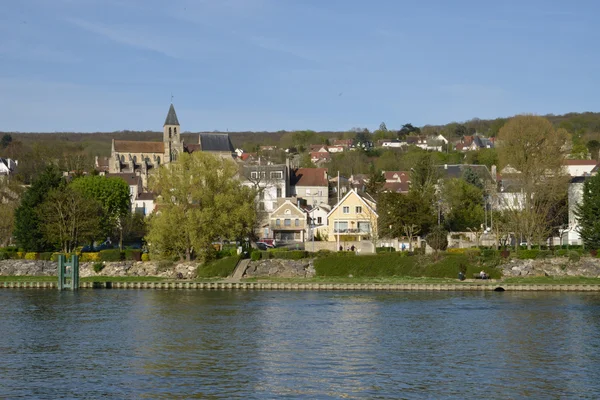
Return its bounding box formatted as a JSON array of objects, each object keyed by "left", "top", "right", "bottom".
[
  {"left": 0, "top": 158, "right": 17, "bottom": 176},
  {"left": 241, "top": 164, "right": 289, "bottom": 213},
  {"left": 292, "top": 168, "right": 329, "bottom": 207},
  {"left": 308, "top": 203, "right": 331, "bottom": 240},
  {"left": 563, "top": 160, "right": 598, "bottom": 177},
  {"left": 105, "top": 172, "right": 156, "bottom": 216}
]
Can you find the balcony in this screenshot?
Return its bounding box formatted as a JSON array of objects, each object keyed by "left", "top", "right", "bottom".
[{"left": 333, "top": 228, "right": 371, "bottom": 235}]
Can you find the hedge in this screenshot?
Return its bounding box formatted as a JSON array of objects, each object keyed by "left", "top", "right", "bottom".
[
  {"left": 0, "top": 252, "right": 9, "bottom": 260},
  {"left": 80, "top": 252, "right": 101, "bottom": 262},
  {"left": 271, "top": 250, "right": 308, "bottom": 260},
  {"left": 376, "top": 247, "right": 395, "bottom": 253},
  {"left": 250, "top": 250, "right": 262, "bottom": 261},
  {"left": 197, "top": 256, "right": 240, "bottom": 278},
  {"left": 99, "top": 249, "right": 123, "bottom": 262},
  {"left": 125, "top": 249, "right": 142, "bottom": 261},
  {"left": 516, "top": 249, "right": 539, "bottom": 260}
]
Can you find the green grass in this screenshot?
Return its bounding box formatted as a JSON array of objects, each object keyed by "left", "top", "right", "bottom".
[
  {"left": 80, "top": 276, "right": 167, "bottom": 282},
  {"left": 0, "top": 275, "right": 56, "bottom": 282},
  {"left": 197, "top": 256, "right": 240, "bottom": 278},
  {"left": 502, "top": 276, "right": 600, "bottom": 285}
]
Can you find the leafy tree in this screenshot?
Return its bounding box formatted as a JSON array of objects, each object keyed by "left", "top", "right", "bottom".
[
  {"left": 379, "top": 122, "right": 388, "bottom": 132},
  {"left": 14, "top": 166, "right": 64, "bottom": 251},
  {"left": 365, "top": 166, "right": 385, "bottom": 200},
  {"left": 38, "top": 187, "right": 103, "bottom": 253},
  {"left": 0, "top": 178, "right": 24, "bottom": 246},
  {"left": 441, "top": 178, "right": 485, "bottom": 232},
  {"left": 353, "top": 130, "right": 371, "bottom": 146},
  {"left": 70, "top": 175, "right": 131, "bottom": 249},
  {"left": 299, "top": 152, "right": 316, "bottom": 168},
  {"left": 465, "top": 148, "right": 498, "bottom": 169},
  {"left": 587, "top": 140, "right": 600, "bottom": 161},
  {"left": 398, "top": 123, "right": 420, "bottom": 138},
  {"left": 575, "top": 173, "right": 600, "bottom": 249},
  {"left": 426, "top": 226, "right": 448, "bottom": 255},
  {"left": 454, "top": 124, "right": 468, "bottom": 137},
  {"left": 462, "top": 167, "right": 484, "bottom": 190},
  {"left": 1, "top": 134, "right": 12, "bottom": 149},
  {"left": 147, "top": 152, "right": 256, "bottom": 261},
  {"left": 410, "top": 153, "right": 438, "bottom": 198},
  {"left": 498, "top": 115, "right": 569, "bottom": 249}
]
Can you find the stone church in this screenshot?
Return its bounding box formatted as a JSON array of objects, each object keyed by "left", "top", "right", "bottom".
[{"left": 108, "top": 104, "right": 235, "bottom": 188}]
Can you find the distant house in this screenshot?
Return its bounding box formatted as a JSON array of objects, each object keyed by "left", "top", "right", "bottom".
[
  {"left": 456, "top": 135, "right": 494, "bottom": 151},
  {"left": 382, "top": 170, "right": 411, "bottom": 193},
  {"left": 104, "top": 173, "right": 155, "bottom": 216},
  {"left": 381, "top": 140, "right": 407, "bottom": 148},
  {"left": 333, "top": 139, "right": 353, "bottom": 148},
  {"left": 326, "top": 188, "right": 378, "bottom": 245},
  {"left": 0, "top": 158, "right": 17, "bottom": 176},
  {"left": 260, "top": 145, "right": 278, "bottom": 151},
  {"left": 310, "top": 151, "right": 331, "bottom": 164},
  {"left": 563, "top": 159, "right": 598, "bottom": 177},
  {"left": 267, "top": 199, "right": 308, "bottom": 243},
  {"left": 327, "top": 145, "right": 345, "bottom": 153},
  {"left": 240, "top": 164, "right": 289, "bottom": 213},
  {"left": 292, "top": 168, "right": 329, "bottom": 207}
]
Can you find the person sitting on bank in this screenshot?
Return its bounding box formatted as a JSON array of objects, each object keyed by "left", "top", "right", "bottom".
[
  {"left": 480, "top": 270, "right": 487, "bottom": 279},
  {"left": 350, "top": 245, "right": 355, "bottom": 252}
]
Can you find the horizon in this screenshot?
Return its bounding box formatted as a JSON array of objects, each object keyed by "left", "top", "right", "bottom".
[{"left": 2, "top": 0, "right": 600, "bottom": 132}]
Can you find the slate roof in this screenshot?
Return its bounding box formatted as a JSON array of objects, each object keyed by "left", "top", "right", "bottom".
[
  {"left": 383, "top": 181, "right": 410, "bottom": 193},
  {"left": 184, "top": 143, "right": 201, "bottom": 153},
  {"left": 136, "top": 192, "right": 156, "bottom": 201},
  {"left": 114, "top": 140, "right": 164, "bottom": 153},
  {"left": 292, "top": 168, "right": 328, "bottom": 187},
  {"left": 198, "top": 133, "right": 234, "bottom": 152},
  {"left": 437, "top": 164, "right": 494, "bottom": 182},
  {"left": 164, "top": 104, "right": 180, "bottom": 126},
  {"left": 105, "top": 173, "right": 142, "bottom": 187}
]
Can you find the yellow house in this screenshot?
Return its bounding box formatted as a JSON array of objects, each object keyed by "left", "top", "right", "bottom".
[{"left": 326, "top": 189, "right": 378, "bottom": 245}]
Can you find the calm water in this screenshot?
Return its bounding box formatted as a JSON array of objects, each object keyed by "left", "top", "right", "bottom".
[{"left": 1, "top": 289, "right": 600, "bottom": 399}]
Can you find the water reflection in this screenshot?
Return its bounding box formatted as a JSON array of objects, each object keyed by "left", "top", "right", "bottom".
[{"left": 1, "top": 290, "right": 600, "bottom": 398}]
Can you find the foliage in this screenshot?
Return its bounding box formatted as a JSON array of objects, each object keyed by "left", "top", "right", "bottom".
[
  {"left": 378, "top": 191, "right": 436, "bottom": 245},
  {"left": 516, "top": 249, "right": 539, "bottom": 259},
  {"left": 426, "top": 226, "right": 448, "bottom": 252},
  {"left": 569, "top": 251, "right": 581, "bottom": 263},
  {"left": 99, "top": 249, "right": 123, "bottom": 262},
  {"left": 410, "top": 153, "right": 439, "bottom": 198},
  {"left": 14, "top": 166, "right": 64, "bottom": 251},
  {"left": 587, "top": 140, "right": 600, "bottom": 161},
  {"left": 250, "top": 250, "right": 262, "bottom": 261},
  {"left": 441, "top": 178, "right": 485, "bottom": 232},
  {"left": 0, "top": 134, "right": 13, "bottom": 149},
  {"left": 376, "top": 247, "right": 395, "bottom": 253},
  {"left": 575, "top": 173, "right": 600, "bottom": 249},
  {"left": 268, "top": 250, "right": 309, "bottom": 260},
  {"left": 197, "top": 256, "right": 240, "bottom": 278},
  {"left": 498, "top": 116, "right": 570, "bottom": 249},
  {"left": 141, "top": 253, "right": 150, "bottom": 262},
  {"left": 80, "top": 252, "right": 101, "bottom": 262},
  {"left": 38, "top": 187, "right": 103, "bottom": 253},
  {"left": 39, "top": 252, "right": 53, "bottom": 261},
  {"left": 365, "top": 165, "right": 385, "bottom": 199},
  {"left": 464, "top": 149, "right": 498, "bottom": 171},
  {"left": 125, "top": 249, "right": 142, "bottom": 261},
  {"left": 93, "top": 262, "right": 105, "bottom": 273},
  {"left": 146, "top": 152, "right": 256, "bottom": 261},
  {"left": 24, "top": 252, "right": 38, "bottom": 260}
]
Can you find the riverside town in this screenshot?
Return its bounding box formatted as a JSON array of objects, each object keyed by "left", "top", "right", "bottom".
[{"left": 4, "top": 1, "right": 600, "bottom": 398}]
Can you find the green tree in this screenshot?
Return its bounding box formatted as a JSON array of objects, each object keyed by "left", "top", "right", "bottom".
[
  {"left": 498, "top": 115, "right": 569, "bottom": 249},
  {"left": 426, "top": 226, "right": 448, "bottom": 256},
  {"left": 587, "top": 140, "right": 600, "bottom": 161},
  {"left": 465, "top": 148, "right": 498, "bottom": 169},
  {"left": 1, "top": 134, "right": 12, "bottom": 149},
  {"left": 146, "top": 152, "right": 256, "bottom": 261},
  {"left": 365, "top": 166, "right": 385, "bottom": 199},
  {"left": 398, "top": 123, "right": 420, "bottom": 139},
  {"left": 462, "top": 167, "right": 484, "bottom": 190},
  {"left": 410, "top": 153, "right": 438, "bottom": 198},
  {"left": 575, "top": 173, "right": 600, "bottom": 249},
  {"left": 14, "top": 166, "right": 64, "bottom": 251},
  {"left": 70, "top": 175, "right": 131, "bottom": 249},
  {"left": 38, "top": 187, "right": 103, "bottom": 253},
  {"left": 441, "top": 178, "right": 485, "bottom": 232},
  {"left": 0, "top": 178, "right": 24, "bottom": 246}
]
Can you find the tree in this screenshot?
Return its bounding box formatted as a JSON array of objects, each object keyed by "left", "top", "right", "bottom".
[
  {"left": 575, "top": 173, "right": 600, "bottom": 249},
  {"left": 379, "top": 122, "right": 388, "bottom": 132},
  {"left": 462, "top": 167, "right": 484, "bottom": 190},
  {"left": 410, "top": 153, "right": 438, "bottom": 198},
  {"left": 587, "top": 140, "right": 600, "bottom": 161},
  {"left": 365, "top": 165, "right": 385, "bottom": 199},
  {"left": 426, "top": 226, "right": 448, "bottom": 256},
  {"left": 0, "top": 178, "right": 24, "bottom": 246},
  {"left": 398, "top": 123, "right": 420, "bottom": 138},
  {"left": 1, "top": 134, "right": 12, "bottom": 149},
  {"left": 14, "top": 166, "right": 64, "bottom": 251},
  {"left": 70, "top": 175, "right": 131, "bottom": 249},
  {"left": 38, "top": 187, "right": 103, "bottom": 253},
  {"left": 441, "top": 178, "right": 485, "bottom": 232},
  {"left": 498, "top": 115, "right": 569, "bottom": 249},
  {"left": 146, "top": 152, "right": 256, "bottom": 261}
]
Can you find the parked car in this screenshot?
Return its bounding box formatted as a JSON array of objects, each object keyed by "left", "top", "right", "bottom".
[{"left": 255, "top": 242, "right": 274, "bottom": 251}]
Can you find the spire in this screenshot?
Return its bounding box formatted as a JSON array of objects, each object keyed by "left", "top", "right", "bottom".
[{"left": 164, "top": 103, "right": 180, "bottom": 126}]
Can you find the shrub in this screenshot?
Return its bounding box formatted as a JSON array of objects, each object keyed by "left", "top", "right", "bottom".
[
  {"left": 80, "top": 252, "right": 101, "bottom": 262},
  {"left": 157, "top": 260, "right": 174, "bottom": 271},
  {"left": 271, "top": 250, "right": 309, "bottom": 260},
  {"left": 250, "top": 250, "right": 262, "bottom": 261},
  {"left": 555, "top": 249, "right": 568, "bottom": 257},
  {"left": 39, "top": 252, "right": 53, "bottom": 261},
  {"left": 16, "top": 252, "right": 26, "bottom": 259},
  {"left": 536, "top": 250, "right": 552, "bottom": 259},
  {"left": 517, "top": 249, "right": 539, "bottom": 260},
  {"left": 24, "top": 252, "right": 39, "bottom": 260},
  {"left": 99, "top": 249, "right": 123, "bottom": 262},
  {"left": 125, "top": 249, "right": 142, "bottom": 261},
  {"left": 51, "top": 253, "right": 62, "bottom": 262},
  {"left": 427, "top": 226, "right": 448, "bottom": 252},
  {"left": 569, "top": 251, "right": 581, "bottom": 263},
  {"left": 93, "top": 262, "right": 104, "bottom": 273},
  {"left": 197, "top": 256, "right": 240, "bottom": 278},
  {"left": 590, "top": 249, "right": 598, "bottom": 257},
  {"left": 141, "top": 253, "right": 150, "bottom": 262},
  {"left": 315, "top": 253, "right": 418, "bottom": 277},
  {"left": 0, "top": 252, "right": 9, "bottom": 260},
  {"left": 376, "top": 247, "right": 395, "bottom": 253},
  {"left": 481, "top": 249, "right": 498, "bottom": 259}
]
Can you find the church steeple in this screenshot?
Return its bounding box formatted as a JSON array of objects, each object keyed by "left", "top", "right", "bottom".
[{"left": 164, "top": 103, "right": 180, "bottom": 126}]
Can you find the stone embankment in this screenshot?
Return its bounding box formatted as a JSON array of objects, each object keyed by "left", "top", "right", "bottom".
[
  {"left": 0, "top": 260, "right": 198, "bottom": 279},
  {"left": 498, "top": 257, "right": 600, "bottom": 278},
  {"left": 243, "top": 259, "right": 315, "bottom": 278}
]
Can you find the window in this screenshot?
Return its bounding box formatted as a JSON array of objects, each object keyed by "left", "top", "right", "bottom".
[
  {"left": 334, "top": 221, "right": 348, "bottom": 232},
  {"left": 259, "top": 191, "right": 264, "bottom": 200},
  {"left": 133, "top": 155, "right": 137, "bottom": 164},
  {"left": 284, "top": 219, "right": 291, "bottom": 226},
  {"left": 295, "top": 219, "right": 299, "bottom": 226},
  {"left": 174, "top": 127, "right": 177, "bottom": 135},
  {"left": 168, "top": 127, "right": 172, "bottom": 138},
  {"left": 317, "top": 217, "right": 322, "bottom": 224},
  {"left": 358, "top": 222, "right": 371, "bottom": 233},
  {"left": 343, "top": 206, "right": 350, "bottom": 214},
  {"left": 251, "top": 171, "right": 258, "bottom": 179},
  {"left": 270, "top": 171, "right": 283, "bottom": 179},
  {"left": 355, "top": 206, "right": 362, "bottom": 214},
  {"left": 276, "top": 219, "right": 280, "bottom": 226},
  {"left": 259, "top": 202, "right": 265, "bottom": 211},
  {"left": 264, "top": 228, "right": 269, "bottom": 237},
  {"left": 260, "top": 171, "right": 266, "bottom": 179},
  {"left": 157, "top": 157, "right": 161, "bottom": 165},
  {"left": 276, "top": 187, "right": 282, "bottom": 198}
]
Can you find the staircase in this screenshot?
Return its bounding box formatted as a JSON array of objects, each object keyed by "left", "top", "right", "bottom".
[{"left": 230, "top": 259, "right": 251, "bottom": 280}]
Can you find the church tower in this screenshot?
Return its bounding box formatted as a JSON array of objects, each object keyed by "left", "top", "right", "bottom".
[{"left": 163, "top": 103, "right": 182, "bottom": 162}]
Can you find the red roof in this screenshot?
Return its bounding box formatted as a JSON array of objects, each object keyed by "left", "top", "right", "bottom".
[
  {"left": 383, "top": 170, "right": 410, "bottom": 182},
  {"left": 114, "top": 140, "right": 164, "bottom": 153},
  {"left": 383, "top": 181, "right": 410, "bottom": 193},
  {"left": 310, "top": 151, "right": 331, "bottom": 160},
  {"left": 294, "top": 168, "right": 328, "bottom": 187},
  {"left": 563, "top": 159, "right": 598, "bottom": 166},
  {"left": 333, "top": 139, "right": 353, "bottom": 147}
]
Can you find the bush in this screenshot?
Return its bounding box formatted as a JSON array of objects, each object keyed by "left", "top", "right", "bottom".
[
  {"left": 93, "top": 262, "right": 104, "bottom": 273},
  {"left": 250, "top": 250, "right": 262, "bottom": 261},
  {"left": 125, "top": 249, "right": 142, "bottom": 261},
  {"left": 536, "top": 250, "right": 552, "bottom": 259},
  {"left": 0, "top": 252, "right": 9, "bottom": 260},
  {"left": 481, "top": 249, "right": 498, "bottom": 259},
  {"left": 99, "top": 249, "right": 123, "bottom": 262},
  {"left": 80, "top": 252, "right": 100, "bottom": 262},
  {"left": 271, "top": 250, "right": 309, "bottom": 260},
  {"left": 555, "top": 249, "right": 568, "bottom": 257},
  {"left": 315, "top": 253, "right": 418, "bottom": 277},
  {"left": 24, "top": 252, "right": 39, "bottom": 260},
  {"left": 517, "top": 249, "right": 539, "bottom": 260},
  {"left": 15, "top": 252, "right": 26, "bottom": 259},
  {"left": 141, "top": 253, "right": 150, "bottom": 262},
  {"left": 197, "top": 256, "right": 240, "bottom": 278},
  {"left": 569, "top": 251, "right": 581, "bottom": 263},
  {"left": 38, "top": 252, "right": 53, "bottom": 261},
  {"left": 376, "top": 247, "right": 395, "bottom": 253}
]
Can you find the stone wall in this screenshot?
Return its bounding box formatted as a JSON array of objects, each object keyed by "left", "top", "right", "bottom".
[
  {"left": 498, "top": 257, "right": 600, "bottom": 278},
  {"left": 244, "top": 259, "right": 315, "bottom": 278},
  {"left": 0, "top": 260, "right": 198, "bottom": 279}
]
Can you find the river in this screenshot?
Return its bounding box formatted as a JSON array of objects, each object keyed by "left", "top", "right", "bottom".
[{"left": 1, "top": 289, "right": 599, "bottom": 399}]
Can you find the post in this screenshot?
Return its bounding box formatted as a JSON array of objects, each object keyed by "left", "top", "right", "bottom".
[
  {"left": 57, "top": 254, "right": 65, "bottom": 291},
  {"left": 57, "top": 254, "right": 79, "bottom": 291}
]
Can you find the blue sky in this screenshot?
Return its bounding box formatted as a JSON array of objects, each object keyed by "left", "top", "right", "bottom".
[{"left": 1, "top": 0, "right": 599, "bottom": 132}]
